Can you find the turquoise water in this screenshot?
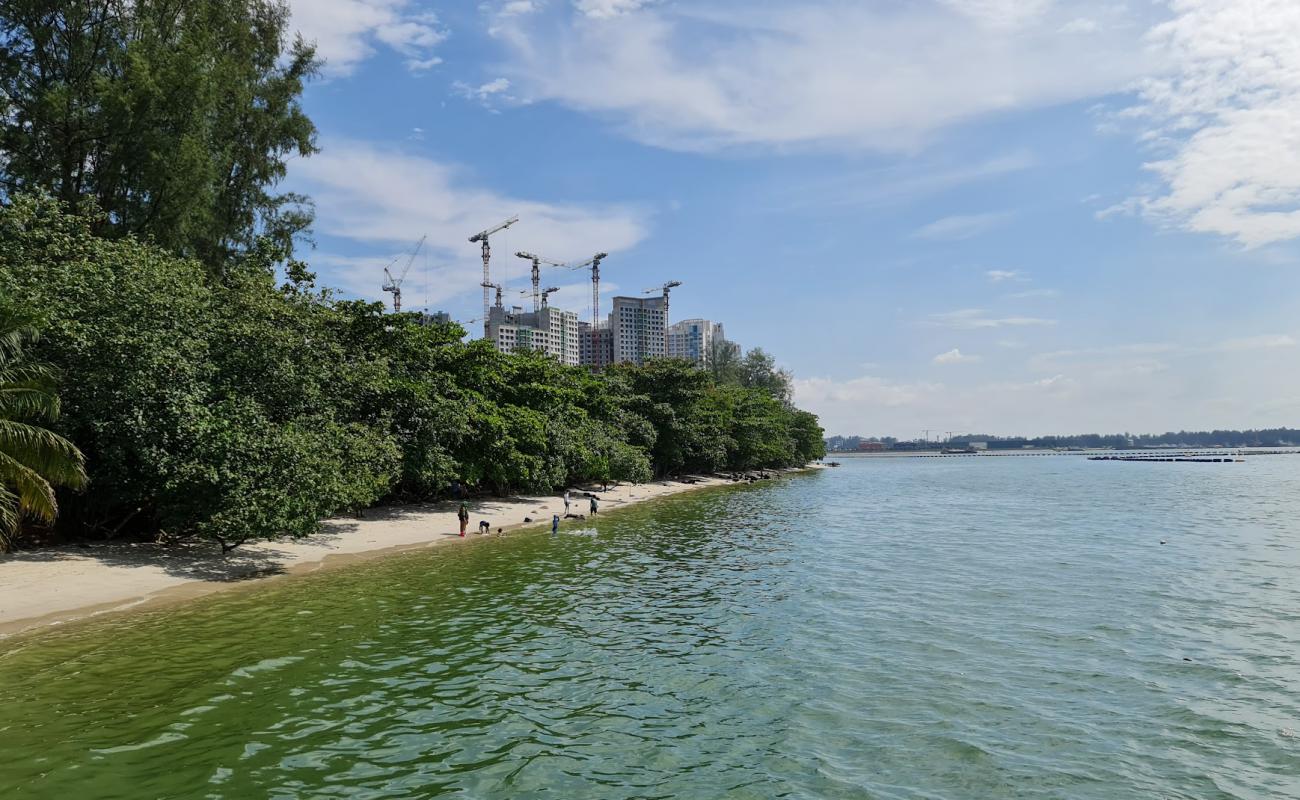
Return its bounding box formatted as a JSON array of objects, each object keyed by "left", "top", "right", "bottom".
[{"left": 2, "top": 457, "right": 1299, "bottom": 798}]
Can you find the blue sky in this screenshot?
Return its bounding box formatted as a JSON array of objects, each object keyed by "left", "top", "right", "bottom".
[{"left": 283, "top": 0, "right": 1300, "bottom": 438}]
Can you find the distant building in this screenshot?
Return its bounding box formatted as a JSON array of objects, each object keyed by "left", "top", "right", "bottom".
[
  {"left": 858, "top": 441, "right": 886, "bottom": 452},
  {"left": 417, "top": 311, "right": 452, "bottom": 326},
  {"left": 486, "top": 304, "right": 580, "bottom": 366},
  {"left": 609, "top": 295, "right": 667, "bottom": 365},
  {"left": 577, "top": 321, "right": 614, "bottom": 368},
  {"left": 668, "top": 319, "right": 731, "bottom": 367}
]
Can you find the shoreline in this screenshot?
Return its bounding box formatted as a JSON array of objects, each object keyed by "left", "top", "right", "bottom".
[{"left": 0, "top": 467, "right": 821, "bottom": 640}]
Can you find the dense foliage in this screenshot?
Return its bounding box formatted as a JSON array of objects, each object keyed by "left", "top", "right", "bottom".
[
  {"left": 0, "top": 306, "right": 87, "bottom": 550},
  {"left": 0, "top": 196, "right": 823, "bottom": 550},
  {"left": 0, "top": 0, "right": 317, "bottom": 264}
]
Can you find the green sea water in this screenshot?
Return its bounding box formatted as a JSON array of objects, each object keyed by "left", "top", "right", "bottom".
[{"left": 2, "top": 457, "right": 1299, "bottom": 798}]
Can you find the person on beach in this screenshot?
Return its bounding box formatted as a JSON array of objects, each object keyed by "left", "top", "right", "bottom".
[
  {"left": 552, "top": 514, "right": 560, "bottom": 535},
  {"left": 589, "top": 496, "right": 598, "bottom": 515},
  {"left": 479, "top": 520, "right": 490, "bottom": 535},
  {"left": 563, "top": 490, "right": 571, "bottom": 515},
  {"left": 458, "top": 504, "right": 469, "bottom": 537}
]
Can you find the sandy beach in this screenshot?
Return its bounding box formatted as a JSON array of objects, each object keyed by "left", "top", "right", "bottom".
[{"left": 0, "top": 473, "right": 788, "bottom": 638}]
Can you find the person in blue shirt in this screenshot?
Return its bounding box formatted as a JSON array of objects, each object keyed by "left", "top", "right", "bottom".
[{"left": 551, "top": 514, "right": 560, "bottom": 535}]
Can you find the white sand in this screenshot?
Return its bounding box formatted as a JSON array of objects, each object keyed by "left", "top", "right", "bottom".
[{"left": 0, "top": 476, "right": 746, "bottom": 638}]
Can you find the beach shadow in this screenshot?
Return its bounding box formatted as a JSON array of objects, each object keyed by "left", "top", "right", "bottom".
[{"left": 3, "top": 539, "right": 294, "bottom": 582}]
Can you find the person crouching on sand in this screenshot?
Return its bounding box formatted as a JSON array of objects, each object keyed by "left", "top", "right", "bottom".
[
  {"left": 479, "top": 520, "right": 490, "bottom": 535},
  {"left": 458, "top": 504, "right": 469, "bottom": 537}
]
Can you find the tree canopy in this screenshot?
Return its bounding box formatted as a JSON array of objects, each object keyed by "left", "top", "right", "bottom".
[{"left": 0, "top": 0, "right": 318, "bottom": 265}]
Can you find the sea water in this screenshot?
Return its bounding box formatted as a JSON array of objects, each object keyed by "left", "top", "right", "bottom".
[{"left": 2, "top": 456, "right": 1298, "bottom": 798}]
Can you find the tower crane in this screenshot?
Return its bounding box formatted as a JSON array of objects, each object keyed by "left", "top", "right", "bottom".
[
  {"left": 643, "top": 280, "right": 681, "bottom": 358},
  {"left": 568, "top": 252, "right": 608, "bottom": 362},
  {"left": 541, "top": 287, "right": 560, "bottom": 308},
  {"left": 515, "top": 251, "right": 566, "bottom": 313},
  {"left": 481, "top": 281, "right": 505, "bottom": 311},
  {"left": 468, "top": 216, "right": 519, "bottom": 337},
  {"left": 381, "top": 235, "right": 426, "bottom": 313}
]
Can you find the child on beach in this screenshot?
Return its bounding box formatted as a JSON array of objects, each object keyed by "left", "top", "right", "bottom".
[
  {"left": 589, "top": 496, "right": 598, "bottom": 515},
  {"left": 563, "top": 490, "right": 571, "bottom": 515},
  {"left": 479, "top": 520, "right": 490, "bottom": 535},
  {"left": 552, "top": 514, "right": 560, "bottom": 535},
  {"left": 458, "top": 504, "right": 469, "bottom": 537}
]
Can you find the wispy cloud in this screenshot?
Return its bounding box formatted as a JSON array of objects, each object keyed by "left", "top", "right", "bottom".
[
  {"left": 288, "top": 0, "right": 447, "bottom": 77},
  {"left": 1126, "top": 0, "right": 1300, "bottom": 247},
  {"left": 575, "top": 0, "right": 655, "bottom": 18},
  {"left": 1006, "top": 288, "right": 1061, "bottom": 299},
  {"left": 1211, "top": 334, "right": 1297, "bottom": 352},
  {"left": 927, "top": 309, "right": 1056, "bottom": 330},
  {"left": 933, "top": 348, "right": 982, "bottom": 364},
  {"left": 490, "top": 2, "right": 1156, "bottom": 152},
  {"left": 913, "top": 212, "right": 1015, "bottom": 241},
  {"left": 290, "top": 139, "right": 648, "bottom": 302},
  {"left": 770, "top": 151, "right": 1036, "bottom": 213},
  {"left": 454, "top": 77, "right": 514, "bottom": 108},
  {"left": 985, "top": 269, "right": 1020, "bottom": 282}
]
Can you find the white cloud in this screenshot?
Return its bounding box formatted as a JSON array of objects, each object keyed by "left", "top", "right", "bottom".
[
  {"left": 1058, "top": 17, "right": 1100, "bottom": 34},
  {"left": 927, "top": 309, "right": 1056, "bottom": 330},
  {"left": 933, "top": 348, "right": 982, "bottom": 364},
  {"left": 985, "top": 269, "right": 1020, "bottom": 282},
  {"left": 1131, "top": 0, "right": 1300, "bottom": 247},
  {"left": 769, "top": 151, "right": 1037, "bottom": 213},
  {"left": 288, "top": 0, "right": 446, "bottom": 76},
  {"left": 454, "top": 77, "right": 514, "bottom": 107},
  {"left": 490, "top": 2, "right": 1157, "bottom": 152},
  {"left": 795, "top": 349, "right": 1300, "bottom": 438},
  {"left": 1006, "top": 288, "right": 1061, "bottom": 299},
  {"left": 500, "top": 0, "right": 540, "bottom": 15},
  {"left": 914, "top": 212, "right": 1015, "bottom": 240},
  {"left": 940, "top": 0, "right": 1055, "bottom": 29},
  {"left": 1212, "top": 334, "right": 1297, "bottom": 352},
  {"left": 291, "top": 139, "right": 648, "bottom": 304},
  {"left": 575, "top": 0, "right": 653, "bottom": 18}
]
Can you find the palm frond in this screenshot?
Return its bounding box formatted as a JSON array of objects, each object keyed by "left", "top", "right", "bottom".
[
  {"left": 0, "top": 483, "right": 20, "bottom": 551},
  {"left": 0, "top": 311, "right": 39, "bottom": 367},
  {"left": 0, "top": 385, "right": 61, "bottom": 421},
  {"left": 0, "top": 420, "right": 87, "bottom": 489},
  {"left": 0, "top": 450, "right": 59, "bottom": 525}
]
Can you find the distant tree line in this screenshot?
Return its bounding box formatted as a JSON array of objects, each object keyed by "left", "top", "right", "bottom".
[{"left": 827, "top": 430, "right": 1300, "bottom": 451}]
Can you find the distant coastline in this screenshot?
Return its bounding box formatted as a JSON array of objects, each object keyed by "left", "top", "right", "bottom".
[{"left": 829, "top": 446, "right": 1300, "bottom": 459}]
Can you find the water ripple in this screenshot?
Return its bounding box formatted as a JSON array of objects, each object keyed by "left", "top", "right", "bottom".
[{"left": 3, "top": 458, "right": 1300, "bottom": 797}]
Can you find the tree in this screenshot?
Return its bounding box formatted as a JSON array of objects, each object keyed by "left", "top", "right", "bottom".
[
  {"left": 0, "top": 0, "right": 318, "bottom": 266},
  {"left": 707, "top": 337, "right": 741, "bottom": 384},
  {"left": 0, "top": 308, "right": 87, "bottom": 550},
  {"left": 737, "top": 347, "right": 794, "bottom": 406}
]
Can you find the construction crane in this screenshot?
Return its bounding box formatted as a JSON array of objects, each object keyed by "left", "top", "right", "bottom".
[
  {"left": 568, "top": 253, "right": 608, "bottom": 362},
  {"left": 643, "top": 280, "right": 682, "bottom": 357},
  {"left": 481, "top": 281, "right": 505, "bottom": 311},
  {"left": 541, "top": 286, "right": 560, "bottom": 308},
  {"left": 381, "top": 235, "right": 426, "bottom": 313},
  {"left": 515, "top": 251, "right": 566, "bottom": 313},
  {"left": 468, "top": 216, "right": 519, "bottom": 337}
]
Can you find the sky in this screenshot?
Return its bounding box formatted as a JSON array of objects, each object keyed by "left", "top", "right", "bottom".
[{"left": 281, "top": 0, "right": 1300, "bottom": 438}]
